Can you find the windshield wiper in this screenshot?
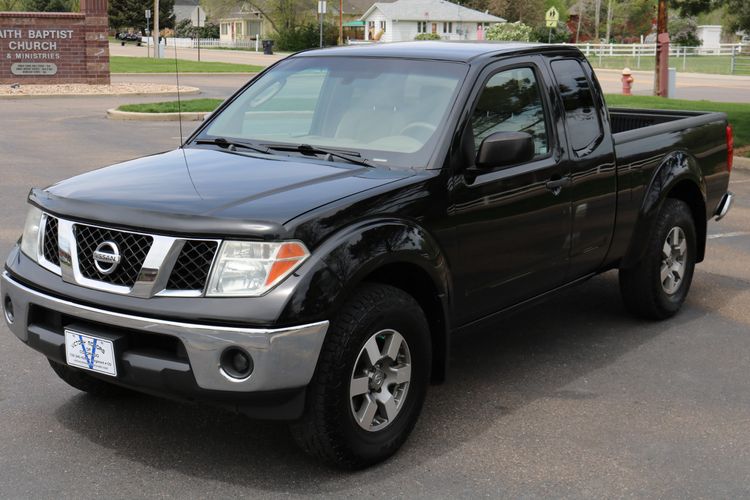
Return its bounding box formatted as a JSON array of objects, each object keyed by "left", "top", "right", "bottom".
[
  {"left": 266, "top": 143, "right": 372, "bottom": 167},
  {"left": 194, "top": 137, "right": 272, "bottom": 155}
]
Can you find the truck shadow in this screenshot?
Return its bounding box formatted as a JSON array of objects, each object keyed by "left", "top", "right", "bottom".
[{"left": 53, "top": 270, "right": 700, "bottom": 493}]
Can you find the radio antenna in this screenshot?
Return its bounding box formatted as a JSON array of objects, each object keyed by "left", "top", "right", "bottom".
[{"left": 173, "top": 38, "right": 184, "bottom": 146}]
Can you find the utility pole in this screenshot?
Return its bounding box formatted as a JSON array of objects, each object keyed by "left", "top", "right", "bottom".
[
  {"left": 575, "top": 0, "right": 584, "bottom": 43},
  {"left": 339, "top": 0, "right": 343, "bottom": 45},
  {"left": 594, "top": 0, "right": 601, "bottom": 41},
  {"left": 153, "top": 0, "right": 159, "bottom": 58},
  {"left": 654, "top": 0, "right": 669, "bottom": 96}
]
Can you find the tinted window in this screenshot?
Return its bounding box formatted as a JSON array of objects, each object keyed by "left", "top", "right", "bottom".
[
  {"left": 202, "top": 57, "right": 467, "bottom": 168},
  {"left": 550, "top": 59, "right": 602, "bottom": 153},
  {"left": 471, "top": 67, "right": 549, "bottom": 157}
]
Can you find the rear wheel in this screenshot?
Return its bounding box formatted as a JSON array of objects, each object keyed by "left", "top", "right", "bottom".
[
  {"left": 290, "top": 283, "right": 431, "bottom": 469},
  {"left": 48, "top": 359, "right": 133, "bottom": 397},
  {"left": 619, "top": 198, "right": 697, "bottom": 320}
]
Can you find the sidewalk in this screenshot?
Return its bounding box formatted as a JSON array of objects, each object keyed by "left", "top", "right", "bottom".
[
  {"left": 109, "top": 42, "right": 288, "bottom": 67},
  {"left": 595, "top": 68, "right": 750, "bottom": 102}
]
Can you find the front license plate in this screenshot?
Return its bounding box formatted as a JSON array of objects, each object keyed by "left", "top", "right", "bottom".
[{"left": 64, "top": 329, "right": 118, "bottom": 377}]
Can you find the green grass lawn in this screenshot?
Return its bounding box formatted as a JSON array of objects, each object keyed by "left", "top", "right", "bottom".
[
  {"left": 605, "top": 94, "right": 750, "bottom": 155},
  {"left": 110, "top": 56, "right": 263, "bottom": 73},
  {"left": 587, "top": 55, "right": 748, "bottom": 76},
  {"left": 118, "top": 98, "right": 224, "bottom": 113}
]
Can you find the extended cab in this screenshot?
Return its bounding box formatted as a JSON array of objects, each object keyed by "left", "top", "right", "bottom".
[{"left": 2, "top": 42, "right": 734, "bottom": 468}]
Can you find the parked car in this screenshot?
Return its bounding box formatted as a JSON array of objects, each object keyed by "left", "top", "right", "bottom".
[
  {"left": 116, "top": 31, "right": 142, "bottom": 45},
  {"left": 1, "top": 42, "right": 734, "bottom": 469}
]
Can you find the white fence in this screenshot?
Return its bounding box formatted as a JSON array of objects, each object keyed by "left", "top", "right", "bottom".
[
  {"left": 567, "top": 43, "right": 749, "bottom": 73},
  {"left": 570, "top": 42, "right": 745, "bottom": 57},
  {"left": 141, "top": 37, "right": 263, "bottom": 50}
]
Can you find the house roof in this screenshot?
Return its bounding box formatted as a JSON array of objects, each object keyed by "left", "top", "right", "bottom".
[
  {"left": 336, "top": 0, "right": 394, "bottom": 16},
  {"left": 221, "top": 2, "right": 264, "bottom": 20},
  {"left": 174, "top": 4, "right": 201, "bottom": 22},
  {"left": 361, "top": 0, "right": 504, "bottom": 23}
]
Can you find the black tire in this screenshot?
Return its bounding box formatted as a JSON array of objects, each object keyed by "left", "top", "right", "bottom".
[
  {"left": 619, "top": 198, "right": 697, "bottom": 320},
  {"left": 290, "top": 283, "right": 431, "bottom": 469},
  {"left": 48, "top": 359, "right": 133, "bottom": 397}
]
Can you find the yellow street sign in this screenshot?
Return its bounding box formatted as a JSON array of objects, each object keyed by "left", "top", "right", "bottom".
[
  {"left": 546, "top": 20, "right": 558, "bottom": 28},
  {"left": 545, "top": 6, "right": 560, "bottom": 22}
]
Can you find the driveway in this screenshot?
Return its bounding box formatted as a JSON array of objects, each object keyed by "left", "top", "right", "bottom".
[{"left": 1, "top": 92, "right": 750, "bottom": 497}]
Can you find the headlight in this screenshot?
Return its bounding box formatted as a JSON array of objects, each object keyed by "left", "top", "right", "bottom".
[
  {"left": 20, "top": 205, "right": 43, "bottom": 262},
  {"left": 206, "top": 241, "right": 310, "bottom": 297}
]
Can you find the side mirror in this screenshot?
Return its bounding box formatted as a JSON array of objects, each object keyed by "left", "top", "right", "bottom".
[{"left": 475, "top": 131, "right": 535, "bottom": 170}]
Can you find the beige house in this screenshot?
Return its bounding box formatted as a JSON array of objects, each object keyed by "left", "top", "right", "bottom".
[{"left": 218, "top": 3, "right": 266, "bottom": 42}]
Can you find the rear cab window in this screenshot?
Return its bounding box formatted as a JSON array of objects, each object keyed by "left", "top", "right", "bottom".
[{"left": 550, "top": 58, "right": 604, "bottom": 155}]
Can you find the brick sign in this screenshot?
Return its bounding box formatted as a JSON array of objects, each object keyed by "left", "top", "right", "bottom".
[{"left": 0, "top": 0, "right": 109, "bottom": 85}]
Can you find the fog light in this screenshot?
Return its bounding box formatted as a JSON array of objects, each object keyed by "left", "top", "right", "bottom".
[
  {"left": 220, "top": 347, "right": 253, "bottom": 379},
  {"left": 3, "top": 296, "right": 14, "bottom": 324}
]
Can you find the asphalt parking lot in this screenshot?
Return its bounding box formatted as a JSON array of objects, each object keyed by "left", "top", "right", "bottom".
[{"left": 1, "top": 86, "right": 750, "bottom": 498}]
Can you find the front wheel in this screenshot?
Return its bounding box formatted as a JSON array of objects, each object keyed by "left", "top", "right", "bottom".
[
  {"left": 619, "top": 198, "right": 697, "bottom": 320},
  {"left": 290, "top": 283, "right": 431, "bottom": 469}
]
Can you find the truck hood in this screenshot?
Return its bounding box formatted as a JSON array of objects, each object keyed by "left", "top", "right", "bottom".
[{"left": 32, "top": 148, "right": 412, "bottom": 238}]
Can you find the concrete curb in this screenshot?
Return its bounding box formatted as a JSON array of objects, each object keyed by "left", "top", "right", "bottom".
[
  {"left": 734, "top": 156, "right": 750, "bottom": 170},
  {"left": 106, "top": 108, "right": 209, "bottom": 121},
  {"left": 0, "top": 87, "right": 201, "bottom": 99}
]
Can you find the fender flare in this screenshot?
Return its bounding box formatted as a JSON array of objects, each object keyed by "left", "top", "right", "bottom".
[
  {"left": 621, "top": 151, "right": 707, "bottom": 269},
  {"left": 277, "top": 218, "right": 453, "bottom": 380}
]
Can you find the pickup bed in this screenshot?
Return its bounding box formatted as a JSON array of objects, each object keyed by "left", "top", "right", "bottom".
[{"left": 1, "top": 42, "right": 734, "bottom": 469}]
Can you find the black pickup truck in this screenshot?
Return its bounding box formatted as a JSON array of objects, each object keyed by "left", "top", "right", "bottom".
[{"left": 2, "top": 42, "right": 734, "bottom": 469}]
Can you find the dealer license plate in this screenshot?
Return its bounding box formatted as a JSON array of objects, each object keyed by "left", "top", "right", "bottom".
[{"left": 64, "top": 329, "right": 117, "bottom": 377}]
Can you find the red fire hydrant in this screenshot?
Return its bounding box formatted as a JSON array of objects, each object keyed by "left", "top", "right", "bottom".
[{"left": 621, "top": 67, "right": 634, "bottom": 95}]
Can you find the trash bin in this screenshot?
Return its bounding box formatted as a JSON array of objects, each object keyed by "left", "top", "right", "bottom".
[{"left": 262, "top": 39, "right": 274, "bottom": 55}]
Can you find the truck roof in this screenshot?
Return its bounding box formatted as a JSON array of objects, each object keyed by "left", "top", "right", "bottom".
[{"left": 294, "top": 41, "right": 582, "bottom": 63}]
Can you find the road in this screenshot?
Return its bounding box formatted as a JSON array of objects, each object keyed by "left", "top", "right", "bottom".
[
  {"left": 1, "top": 91, "right": 750, "bottom": 498},
  {"left": 109, "top": 42, "right": 750, "bottom": 102}
]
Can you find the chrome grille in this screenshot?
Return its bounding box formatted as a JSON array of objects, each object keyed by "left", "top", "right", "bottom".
[
  {"left": 42, "top": 216, "right": 59, "bottom": 266},
  {"left": 74, "top": 224, "right": 153, "bottom": 287},
  {"left": 166, "top": 240, "right": 218, "bottom": 291}
]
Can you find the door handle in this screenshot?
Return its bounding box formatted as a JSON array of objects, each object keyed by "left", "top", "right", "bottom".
[{"left": 545, "top": 176, "right": 572, "bottom": 195}]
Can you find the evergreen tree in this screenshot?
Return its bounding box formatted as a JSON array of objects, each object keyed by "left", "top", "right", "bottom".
[{"left": 109, "top": 0, "right": 175, "bottom": 32}]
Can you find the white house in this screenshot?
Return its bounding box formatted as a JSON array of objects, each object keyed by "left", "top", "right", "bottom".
[{"left": 360, "top": 0, "right": 504, "bottom": 42}]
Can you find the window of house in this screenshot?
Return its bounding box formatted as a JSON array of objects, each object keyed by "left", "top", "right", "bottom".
[
  {"left": 443, "top": 22, "right": 452, "bottom": 33},
  {"left": 220, "top": 23, "right": 229, "bottom": 36},
  {"left": 550, "top": 58, "right": 603, "bottom": 154},
  {"left": 379, "top": 21, "right": 386, "bottom": 31},
  {"left": 470, "top": 66, "right": 550, "bottom": 156},
  {"left": 417, "top": 21, "right": 427, "bottom": 33},
  {"left": 235, "top": 22, "right": 243, "bottom": 36}
]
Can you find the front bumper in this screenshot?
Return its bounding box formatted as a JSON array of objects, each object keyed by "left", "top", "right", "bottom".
[{"left": 2, "top": 271, "right": 328, "bottom": 408}]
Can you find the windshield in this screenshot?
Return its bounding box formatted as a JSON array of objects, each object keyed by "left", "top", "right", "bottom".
[{"left": 198, "top": 56, "right": 468, "bottom": 168}]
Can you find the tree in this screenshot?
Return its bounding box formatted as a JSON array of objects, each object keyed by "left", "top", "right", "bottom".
[
  {"left": 109, "top": 0, "right": 175, "bottom": 32},
  {"left": 23, "top": 0, "right": 74, "bottom": 11},
  {"left": 669, "top": 14, "right": 701, "bottom": 45},
  {"left": 611, "top": 0, "right": 654, "bottom": 42},
  {"left": 675, "top": 0, "right": 750, "bottom": 33}
]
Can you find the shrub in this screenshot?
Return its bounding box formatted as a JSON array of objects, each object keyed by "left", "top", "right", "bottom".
[
  {"left": 414, "top": 33, "right": 441, "bottom": 41},
  {"left": 274, "top": 22, "right": 339, "bottom": 52},
  {"left": 484, "top": 21, "right": 534, "bottom": 42},
  {"left": 532, "top": 23, "right": 572, "bottom": 43}
]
